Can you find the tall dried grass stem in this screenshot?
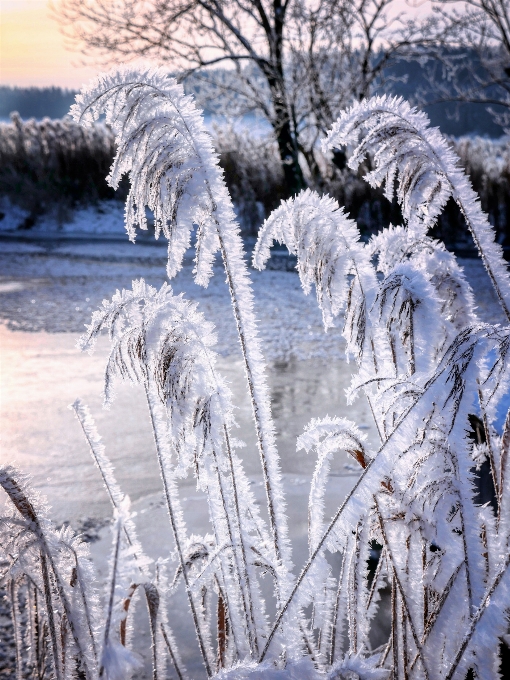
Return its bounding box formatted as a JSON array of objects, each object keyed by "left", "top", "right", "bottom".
[{"left": 144, "top": 387, "right": 213, "bottom": 677}]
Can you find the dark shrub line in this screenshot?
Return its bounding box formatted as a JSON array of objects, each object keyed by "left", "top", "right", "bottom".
[{"left": 1, "top": 114, "right": 509, "bottom": 248}]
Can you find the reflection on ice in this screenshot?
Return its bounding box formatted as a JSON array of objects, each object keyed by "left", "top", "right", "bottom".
[
  {"left": 0, "top": 325, "right": 378, "bottom": 678},
  {"left": 0, "top": 326, "right": 378, "bottom": 525}
]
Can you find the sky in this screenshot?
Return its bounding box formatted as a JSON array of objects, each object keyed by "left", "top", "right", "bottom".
[
  {"left": 0, "top": 0, "right": 433, "bottom": 90},
  {"left": 0, "top": 0, "right": 97, "bottom": 88}
]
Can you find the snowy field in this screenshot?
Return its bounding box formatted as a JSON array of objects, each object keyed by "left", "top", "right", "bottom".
[{"left": 0, "top": 201, "right": 507, "bottom": 676}]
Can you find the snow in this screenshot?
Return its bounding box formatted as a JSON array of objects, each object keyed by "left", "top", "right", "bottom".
[{"left": 0, "top": 198, "right": 127, "bottom": 235}]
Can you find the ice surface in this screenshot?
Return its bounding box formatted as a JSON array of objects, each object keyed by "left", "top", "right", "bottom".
[
  {"left": 0, "top": 240, "right": 349, "bottom": 362},
  {"left": 0, "top": 326, "right": 376, "bottom": 522}
]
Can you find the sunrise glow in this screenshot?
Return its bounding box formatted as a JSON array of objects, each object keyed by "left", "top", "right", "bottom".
[
  {"left": 0, "top": 0, "right": 97, "bottom": 88},
  {"left": 0, "top": 0, "right": 430, "bottom": 89}
]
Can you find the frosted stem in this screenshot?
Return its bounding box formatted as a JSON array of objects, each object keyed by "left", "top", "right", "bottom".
[
  {"left": 41, "top": 550, "right": 63, "bottom": 680},
  {"left": 218, "top": 232, "right": 290, "bottom": 580},
  {"left": 67, "top": 545, "right": 99, "bottom": 663},
  {"left": 100, "top": 521, "right": 121, "bottom": 677},
  {"left": 221, "top": 426, "right": 260, "bottom": 653},
  {"left": 456, "top": 202, "right": 510, "bottom": 321},
  {"left": 10, "top": 581, "right": 22, "bottom": 680},
  {"left": 374, "top": 497, "right": 430, "bottom": 680},
  {"left": 445, "top": 551, "right": 510, "bottom": 680},
  {"left": 73, "top": 402, "right": 120, "bottom": 511},
  {"left": 449, "top": 447, "right": 474, "bottom": 610},
  {"left": 328, "top": 549, "right": 346, "bottom": 665},
  {"left": 143, "top": 583, "right": 159, "bottom": 680},
  {"left": 161, "top": 623, "right": 186, "bottom": 680},
  {"left": 260, "top": 358, "right": 450, "bottom": 661},
  {"left": 478, "top": 387, "right": 500, "bottom": 502},
  {"left": 207, "top": 448, "right": 250, "bottom": 656},
  {"left": 408, "top": 563, "right": 464, "bottom": 674},
  {"left": 498, "top": 409, "right": 510, "bottom": 527},
  {"left": 144, "top": 387, "right": 213, "bottom": 677}
]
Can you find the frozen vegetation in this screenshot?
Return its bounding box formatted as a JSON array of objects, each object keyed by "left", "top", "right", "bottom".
[
  {"left": 1, "top": 108, "right": 510, "bottom": 242},
  {"left": 1, "top": 66, "right": 510, "bottom": 680}
]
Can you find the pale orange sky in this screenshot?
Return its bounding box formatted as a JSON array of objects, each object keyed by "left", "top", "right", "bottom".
[
  {"left": 0, "top": 0, "right": 433, "bottom": 89},
  {"left": 1, "top": 0, "right": 99, "bottom": 88}
]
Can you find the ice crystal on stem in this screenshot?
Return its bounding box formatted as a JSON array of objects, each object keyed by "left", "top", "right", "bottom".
[{"left": 323, "top": 95, "right": 510, "bottom": 321}]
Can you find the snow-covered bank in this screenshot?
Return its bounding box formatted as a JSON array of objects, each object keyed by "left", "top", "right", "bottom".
[
  {"left": 0, "top": 199, "right": 127, "bottom": 236},
  {"left": 0, "top": 217, "right": 506, "bottom": 356}
]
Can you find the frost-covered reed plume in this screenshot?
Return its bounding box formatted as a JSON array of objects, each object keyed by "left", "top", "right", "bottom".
[
  {"left": 253, "top": 95, "right": 510, "bottom": 678},
  {"left": 2, "top": 72, "right": 510, "bottom": 679},
  {"left": 0, "top": 466, "right": 100, "bottom": 680},
  {"left": 323, "top": 96, "right": 510, "bottom": 321},
  {"left": 70, "top": 67, "right": 290, "bottom": 593},
  {"left": 79, "top": 279, "right": 287, "bottom": 674}
]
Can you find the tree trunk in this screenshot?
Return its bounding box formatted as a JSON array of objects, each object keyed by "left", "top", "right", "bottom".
[
  {"left": 273, "top": 116, "right": 306, "bottom": 197},
  {"left": 261, "top": 1, "right": 306, "bottom": 198},
  {"left": 262, "top": 73, "right": 306, "bottom": 197}
]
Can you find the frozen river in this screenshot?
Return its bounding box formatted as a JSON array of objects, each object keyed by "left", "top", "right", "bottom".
[
  {"left": 0, "top": 229, "right": 505, "bottom": 676},
  {"left": 0, "top": 234, "right": 384, "bottom": 522},
  {"left": 0, "top": 234, "right": 381, "bottom": 676}
]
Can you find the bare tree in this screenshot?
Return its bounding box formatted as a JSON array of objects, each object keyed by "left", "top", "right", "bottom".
[
  {"left": 283, "top": 0, "right": 420, "bottom": 183},
  {"left": 419, "top": 0, "right": 510, "bottom": 131},
  {"left": 54, "top": 0, "right": 418, "bottom": 193}
]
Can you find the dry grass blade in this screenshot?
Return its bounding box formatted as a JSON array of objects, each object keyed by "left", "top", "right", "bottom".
[
  {"left": 143, "top": 583, "right": 160, "bottom": 680},
  {"left": 120, "top": 583, "right": 138, "bottom": 647},
  {"left": 160, "top": 623, "right": 186, "bottom": 680},
  {"left": 10, "top": 579, "right": 22, "bottom": 680},
  {"left": 40, "top": 550, "right": 63, "bottom": 680},
  {"left": 0, "top": 470, "right": 38, "bottom": 525},
  {"left": 216, "top": 584, "right": 229, "bottom": 672},
  {"left": 499, "top": 408, "right": 510, "bottom": 524}
]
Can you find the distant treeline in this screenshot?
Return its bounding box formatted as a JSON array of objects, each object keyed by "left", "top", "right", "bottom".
[
  {"left": 0, "top": 55, "right": 506, "bottom": 136},
  {"left": 385, "top": 57, "right": 506, "bottom": 138},
  {"left": 0, "top": 87, "right": 77, "bottom": 122},
  {"left": 1, "top": 114, "right": 509, "bottom": 249}
]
